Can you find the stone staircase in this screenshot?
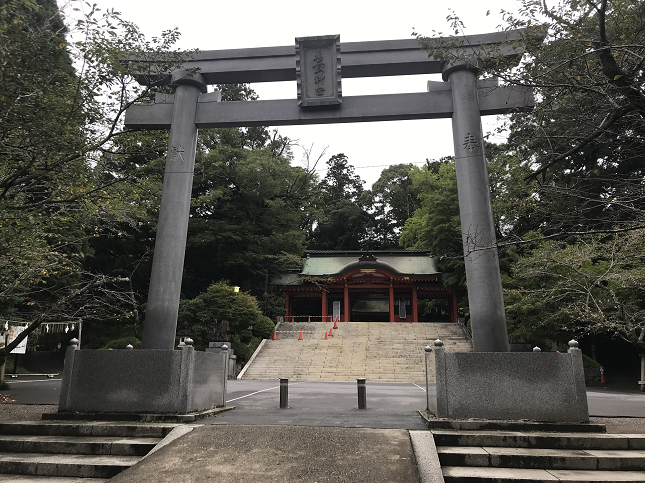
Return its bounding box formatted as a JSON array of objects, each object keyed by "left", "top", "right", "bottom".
[
  {"left": 0, "top": 421, "right": 177, "bottom": 481},
  {"left": 241, "top": 322, "right": 472, "bottom": 382},
  {"left": 433, "top": 429, "right": 645, "bottom": 482}
]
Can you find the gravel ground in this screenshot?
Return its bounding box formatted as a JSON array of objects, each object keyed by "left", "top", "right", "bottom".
[
  {"left": 0, "top": 403, "right": 57, "bottom": 422},
  {"left": 590, "top": 417, "right": 645, "bottom": 434}
]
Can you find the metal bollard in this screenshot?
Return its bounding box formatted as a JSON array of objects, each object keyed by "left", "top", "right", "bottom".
[
  {"left": 424, "top": 345, "right": 432, "bottom": 411},
  {"left": 280, "top": 377, "right": 289, "bottom": 408},
  {"left": 221, "top": 344, "right": 229, "bottom": 407},
  {"left": 357, "top": 378, "right": 367, "bottom": 409}
]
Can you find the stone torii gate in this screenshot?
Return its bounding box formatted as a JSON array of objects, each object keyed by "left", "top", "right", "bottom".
[{"left": 125, "top": 31, "right": 535, "bottom": 353}]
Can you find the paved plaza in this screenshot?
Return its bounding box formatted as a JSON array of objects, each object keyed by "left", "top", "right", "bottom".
[{"left": 5, "top": 377, "right": 645, "bottom": 421}]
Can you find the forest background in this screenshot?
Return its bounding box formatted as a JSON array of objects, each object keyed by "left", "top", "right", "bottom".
[{"left": 1, "top": 0, "right": 644, "bottom": 375}]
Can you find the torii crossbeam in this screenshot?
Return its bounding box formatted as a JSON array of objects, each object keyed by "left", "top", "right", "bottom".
[{"left": 125, "top": 30, "right": 536, "bottom": 352}]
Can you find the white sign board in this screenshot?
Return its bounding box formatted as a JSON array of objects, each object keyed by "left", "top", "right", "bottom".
[
  {"left": 332, "top": 301, "right": 341, "bottom": 323},
  {"left": 5, "top": 326, "right": 28, "bottom": 354},
  {"left": 399, "top": 299, "right": 407, "bottom": 319}
]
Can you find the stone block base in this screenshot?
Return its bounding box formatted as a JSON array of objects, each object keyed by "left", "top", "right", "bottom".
[
  {"left": 58, "top": 344, "right": 228, "bottom": 415},
  {"left": 433, "top": 345, "right": 589, "bottom": 422}
]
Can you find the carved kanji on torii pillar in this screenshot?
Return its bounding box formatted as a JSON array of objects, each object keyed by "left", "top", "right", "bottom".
[
  {"left": 444, "top": 63, "right": 510, "bottom": 352},
  {"left": 125, "top": 31, "right": 539, "bottom": 352}
]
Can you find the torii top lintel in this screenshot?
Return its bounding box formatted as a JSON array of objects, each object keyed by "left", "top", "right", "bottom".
[
  {"left": 124, "top": 30, "right": 538, "bottom": 130},
  {"left": 130, "top": 29, "right": 531, "bottom": 86}
]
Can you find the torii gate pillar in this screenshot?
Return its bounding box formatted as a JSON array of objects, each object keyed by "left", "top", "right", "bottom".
[
  {"left": 444, "top": 64, "right": 509, "bottom": 352},
  {"left": 141, "top": 71, "right": 207, "bottom": 350}
]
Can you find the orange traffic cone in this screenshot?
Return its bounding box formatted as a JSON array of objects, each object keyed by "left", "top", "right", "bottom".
[
  {"left": 329, "top": 327, "right": 333, "bottom": 337},
  {"left": 273, "top": 331, "right": 277, "bottom": 340},
  {"left": 298, "top": 330, "right": 303, "bottom": 340},
  {"left": 324, "top": 331, "right": 328, "bottom": 340},
  {"left": 308, "top": 315, "right": 311, "bottom": 323},
  {"left": 333, "top": 317, "right": 338, "bottom": 329}
]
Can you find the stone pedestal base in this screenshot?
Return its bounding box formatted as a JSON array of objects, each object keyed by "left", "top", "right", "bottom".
[
  {"left": 432, "top": 343, "right": 589, "bottom": 423},
  {"left": 58, "top": 343, "right": 228, "bottom": 414},
  {"left": 206, "top": 341, "right": 237, "bottom": 378}
]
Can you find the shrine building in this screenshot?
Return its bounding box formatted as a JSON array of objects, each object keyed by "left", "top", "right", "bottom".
[{"left": 273, "top": 250, "right": 457, "bottom": 323}]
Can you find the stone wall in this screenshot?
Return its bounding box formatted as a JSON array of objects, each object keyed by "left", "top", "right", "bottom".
[
  {"left": 434, "top": 343, "right": 589, "bottom": 422},
  {"left": 58, "top": 343, "right": 227, "bottom": 414}
]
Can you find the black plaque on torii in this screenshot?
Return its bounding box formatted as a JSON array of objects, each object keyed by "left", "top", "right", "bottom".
[{"left": 295, "top": 35, "right": 342, "bottom": 107}]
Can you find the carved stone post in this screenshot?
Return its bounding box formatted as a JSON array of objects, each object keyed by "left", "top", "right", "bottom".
[
  {"left": 443, "top": 64, "right": 509, "bottom": 352},
  {"left": 142, "top": 71, "right": 207, "bottom": 350}
]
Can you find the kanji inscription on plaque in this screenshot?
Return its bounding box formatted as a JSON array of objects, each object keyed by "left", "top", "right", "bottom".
[{"left": 295, "top": 35, "right": 342, "bottom": 107}]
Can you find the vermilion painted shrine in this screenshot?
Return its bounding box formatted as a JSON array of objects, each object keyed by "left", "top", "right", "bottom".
[{"left": 274, "top": 250, "right": 457, "bottom": 323}]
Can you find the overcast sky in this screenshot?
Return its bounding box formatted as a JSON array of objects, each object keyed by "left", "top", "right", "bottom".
[{"left": 89, "top": 0, "right": 523, "bottom": 187}]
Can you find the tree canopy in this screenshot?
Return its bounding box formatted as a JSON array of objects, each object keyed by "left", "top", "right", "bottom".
[
  {"left": 414, "top": 0, "right": 645, "bottom": 355},
  {"left": 0, "top": 0, "right": 187, "bottom": 367}
]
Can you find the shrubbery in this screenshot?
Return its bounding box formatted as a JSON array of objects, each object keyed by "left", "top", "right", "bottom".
[
  {"left": 101, "top": 337, "right": 141, "bottom": 350},
  {"left": 253, "top": 316, "right": 275, "bottom": 340},
  {"left": 178, "top": 281, "right": 274, "bottom": 364}
]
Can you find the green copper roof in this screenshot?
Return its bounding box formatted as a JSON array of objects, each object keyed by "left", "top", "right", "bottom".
[{"left": 301, "top": 250, "right": 439, "bottom": 276}]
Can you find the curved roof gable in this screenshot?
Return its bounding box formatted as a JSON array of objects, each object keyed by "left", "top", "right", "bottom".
[{"left": 301, "top": 250, "right": 439, "bottom": 277}]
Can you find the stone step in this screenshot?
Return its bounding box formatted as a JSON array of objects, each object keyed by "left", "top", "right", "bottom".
[
  {"left": 0, "top": 423, "right": 176, "bottom": 439},
  {"left": 244, "top": 376, "right": 434, "bottom": 382},
  {"left": 0, "top": 453, "right": 140, "bottom": 479},
  {"left": 437, "top": 446, "right": 645, "bottom": 470},
  {"left": 442, "top": 466, "right": 645, "bottom": 482},
  {"left": 432, "top": 430, "right": 645, "bottom": 450},
  {"left": 0, "top": 436, "right": 160, "bottom": 456},
  {"left": 242, "top": 321, "right": 472, "bottom": 382},
  {"left": 0, "top": 422, "right": 174, "bottom": 482}
]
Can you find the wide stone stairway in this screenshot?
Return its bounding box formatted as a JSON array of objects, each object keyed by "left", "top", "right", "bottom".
[
  {"left": 241, "top": 322, "right": 472, "bottom": 382},
  {"left": 0, "top": 421, "right": 176, "bottom": 481}
]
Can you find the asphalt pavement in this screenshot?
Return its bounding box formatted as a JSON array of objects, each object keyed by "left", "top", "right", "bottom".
[
  {"left": 2, "top": 375, "right": 62, "bottom": 405},
  {"left": 4, "top": 377, "right": 645, "bottom": 421},
  {"left": 207, "top": 380, "right": 430, "bottom": 429}
]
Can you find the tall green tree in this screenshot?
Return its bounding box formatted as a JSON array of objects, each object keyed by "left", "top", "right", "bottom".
[
  {"left": 180, "top": 84, "right": 315, "bottom": 314},
  {"left": 416, "top": 0, "right": 645, "bottom": 238},
  {"left": 413, "top": 1, "right": 645, "bottom": 355},
  {"left": 309, "top": 153, "right": 375, "bottom": 250},
  {"left": 505, "top": 231, "right": 645, "bottom": 352},
  {"left": 399, "top": 159, "right": 465, "bottom": 293},
  {"left": 399, "top": 152, "right": 531, "bottom": 310},
  {"left": 184, "top": 147, "right": 314, "bottom": 299},
  {"left": 0, "top": 0, "right": 186, "bottom": 371},
  {"left": 365, "top": 164, "right": 421, "bottom": 248}
]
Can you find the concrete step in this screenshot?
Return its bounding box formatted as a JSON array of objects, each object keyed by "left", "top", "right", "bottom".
[
  {"left": 432, "top": 430, "right": 645, "bottom": 450},
  {"left": 442, "top": 466, "right": 645, "bottom": 482},
  {"left": 0, "top": 453, "right": 140, "bottom": 479},
  {"left": 437, "top": 446, "right": 645, "bottom": 470},
  {"left": 0, "top": 436, "right": 160, "bottom": 456}
]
